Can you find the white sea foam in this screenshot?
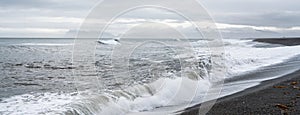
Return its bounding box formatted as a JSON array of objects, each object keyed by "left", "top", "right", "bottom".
[
  {"left": 0, "top": 92, "right": 79, "bottom": 115},
  {"left": 223, "top": 39, "right": 300, "bottom": 76},
  {"left": 67, "top": 76, "right": 212, "bottom": 115}
]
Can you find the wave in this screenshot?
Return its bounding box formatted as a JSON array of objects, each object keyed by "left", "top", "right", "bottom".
[
  {"left": 64, "top": 77, "right": 211, "bottom": 115},
  {"left": 0, "top": 77, "right": 211, "bottom": 115},
  {"left": 97, "top": 40, "right": 120, "bottom": 45},
  {"left": 224, "top": 43, "right": 300, "bottom": 76}
]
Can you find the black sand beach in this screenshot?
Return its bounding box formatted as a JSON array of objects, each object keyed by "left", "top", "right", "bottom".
[
  {"left": 209, "top": 71, "right": 300, "bottom": 115},
  {"left": 182, "top": 69, "right": 300, "bottom": 115},
  {"left": 181, "top": 38, "right": 300, "bottom": 115}
]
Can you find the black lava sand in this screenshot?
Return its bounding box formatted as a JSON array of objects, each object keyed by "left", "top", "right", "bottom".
[
  {"left": 253, "top": 38, "right": 300, "bottom": 46},
  {"left": 181, "top": 70, "right": 300, "bottom": 115}
]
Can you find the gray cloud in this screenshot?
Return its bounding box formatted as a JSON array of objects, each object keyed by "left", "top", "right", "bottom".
[
  {"left": 0, "top": 0, "right": 97, "bottom": 10},
  {"left": 0, "top": 0, "right": 299, "bottom": 38},
  {"left": 202, "top": 0, "right": 300, "bottom": 28},
  {"left": 213, "top": 11, "right": 300, "bottom": 28}
]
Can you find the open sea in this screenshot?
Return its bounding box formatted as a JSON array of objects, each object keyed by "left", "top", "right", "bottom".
[{"left": 0, "top": 38, "right": 300, "bottom": 114}]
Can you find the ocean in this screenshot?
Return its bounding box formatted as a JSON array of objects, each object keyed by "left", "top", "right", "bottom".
[{"left": 0, "top": 38, "right": 300, "bottom": 114}]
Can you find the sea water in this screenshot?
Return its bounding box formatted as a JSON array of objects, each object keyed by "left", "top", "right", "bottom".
[{"left": 0, "top": 38, "right": 300, "bottom": 115}]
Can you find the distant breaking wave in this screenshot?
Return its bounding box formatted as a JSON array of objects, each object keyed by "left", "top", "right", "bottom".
[{"left": 15, "top": 43, "right": 74, "bottom": 46}]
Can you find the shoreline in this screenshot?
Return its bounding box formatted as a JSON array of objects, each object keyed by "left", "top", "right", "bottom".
[
  {"left": 253, "top": 38, "right": 300, "bottom": 46},
  {"left": 181, "top": 69, "right": 300, "bottom": 115}
]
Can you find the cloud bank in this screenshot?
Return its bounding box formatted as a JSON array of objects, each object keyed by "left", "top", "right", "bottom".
[{"left": 0, "top": 0, "right": 299, "bottom": 38}]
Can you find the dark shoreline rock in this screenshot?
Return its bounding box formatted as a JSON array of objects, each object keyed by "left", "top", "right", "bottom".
[{"left": 253, "top": 38, "right": 300, "bottom": 46}]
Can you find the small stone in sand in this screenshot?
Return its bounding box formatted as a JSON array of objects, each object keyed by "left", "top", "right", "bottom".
[
  {"left": 290, "top": 81, "right": 298, "bottom": 85},
  {"left": 275, "top": 104, "right": 289, "bottom": 110},
  {"left": 283, "top": 92, "right": 290, "bottom": 95},
  {"left": 292, "top": 86, "right": 300, "bottom": 89},
  {"left": 273, "top": 86, "right": 287, "bottom": 89}
]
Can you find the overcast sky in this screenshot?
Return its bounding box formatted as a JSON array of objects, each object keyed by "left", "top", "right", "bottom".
[{"left": 0, "top": 0, "right": 299, "bottom": 38}]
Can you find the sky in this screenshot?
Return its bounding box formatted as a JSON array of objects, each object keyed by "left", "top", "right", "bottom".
[{"left": 0, "top": 0, "right": 299, "bottom": 38}]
